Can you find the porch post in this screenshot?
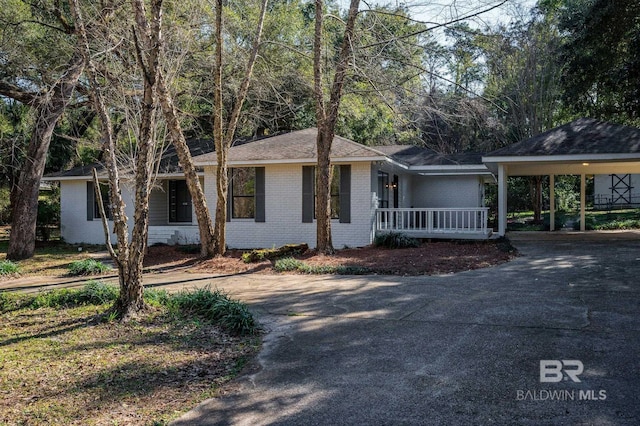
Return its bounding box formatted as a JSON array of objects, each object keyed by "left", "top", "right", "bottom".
[
  {"left": 498, "top": 164, "right": 507, "bottom": 236},
  {"left": 580, "top": 173, "right": 586, "bottom": 231},
  {"left": 549, "top": 174, "right": 555, "bottom": 231}
]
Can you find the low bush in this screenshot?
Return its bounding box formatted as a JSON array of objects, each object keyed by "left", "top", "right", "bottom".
[
  {"left": 273, "top": 257, "right": 305, "bottom": 272},
  {"left": 167, "top": 286, "right": 257, "bottom": 335},
  {"left": 0, "top": 260, "right": 19, "bottom": 276},
  {"left": 374, "top": 231, "right": 420, "bottom": 249},
  {"left": 0, "top": 283, "right": 258, "bottom": 336},
  {"left": 0, "top": 281, "right": 118, "bottom": 312},
  {"left": 68, "top": 258, "right": 112, "bottom": 276},
  {"left": 274, "top": 257, "right": 371, "bottom": 275},
  {"left": 242, "top": 243, "right": 308, "bottom": 263}
]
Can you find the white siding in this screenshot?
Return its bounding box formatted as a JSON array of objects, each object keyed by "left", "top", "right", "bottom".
[
  {"left": 205, "top": 163, "right": 375, "bottom": 249},
  {"left": 410, "top": 175, "right": 483, "bottom": 208},
  {"left": 60, "top": 180, "right": 135, "bottom": 245},
  {"left": 593, "top": 174, "right": 640, "bottom": 207}
]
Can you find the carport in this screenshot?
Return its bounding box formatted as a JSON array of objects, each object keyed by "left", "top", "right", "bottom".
[{"left": 483, "top": 118, "right": 640, "bottom": 236}]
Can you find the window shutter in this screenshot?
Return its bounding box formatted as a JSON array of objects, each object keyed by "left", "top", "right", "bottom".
[
  {"left": 302, "top": 166, "right": 314, "bottom": 223},
  {"left": 339, "top": 165, "right": 351, "bottom": 223},
  {"left": 169, "top": 180, "right": 177, "bottom": 222},
  {"left": 255, "top": 167, "right": 265, "bottom": 222},
  {"left": 226, "top": 170, "right": 232, "bottom": 222},
  {"left": 87, "top": 181, "right": 94, "bottom": 221}
]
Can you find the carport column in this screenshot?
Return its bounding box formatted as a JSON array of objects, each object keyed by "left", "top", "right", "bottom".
[
  {"left": 549, "top": 175, "right": 555, "bottom": 231},
  {"left": 580, "top": 173, "right": 586, "bottom": 231},
  {"left": 498, "top": 164, "right": 507, "bottom": 236}
]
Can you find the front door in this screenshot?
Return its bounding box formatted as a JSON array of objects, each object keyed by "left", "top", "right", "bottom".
[{"left": 169, "top": 180, "right": 192, "bottom": 222}]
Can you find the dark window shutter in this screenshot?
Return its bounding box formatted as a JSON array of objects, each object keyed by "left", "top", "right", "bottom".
[
  {"left": 87, "top": 181, "right": 94, "bottom": 221},
  {"left": 169, "top": 180, "right": 177, "bottom": 222},
  {"left": 255, "top": 167, "right": 265, "bottom": 222},
  {"left": 302, "top": 166, "right": 314, "bottom": 223},
  {"left": 226, "top": 170, "right": 232, "bottom": 222},
  {"left": 339, "top": 165, "right": 351, "bottom": 223},
  {"left": 393, "top": 174, "right": 399, "bottom": 208}
]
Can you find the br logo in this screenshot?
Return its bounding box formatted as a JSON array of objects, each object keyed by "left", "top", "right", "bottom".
[{"left": 540, "top": 360, "right": 584, "bottom": 383}]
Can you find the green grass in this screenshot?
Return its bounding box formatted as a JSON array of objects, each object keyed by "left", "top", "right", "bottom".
[
  {"left": 0, "top": 259, "right": 19, "bottom": 275},
  {"left": 67, "top": 258, "right": 112, "bottom": 276},
  {"left": 508, "top": 208, "right": 640, "bottom": 231},
  {"left": 0, "top": 240, "right": 108, "bottom": 277},
  {"left": 0, "top": 284, "right": 261, "bottom": 425}
]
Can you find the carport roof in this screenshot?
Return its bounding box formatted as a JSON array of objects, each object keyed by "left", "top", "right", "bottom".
[
  {"left": 484, "top": 118, "right": 640, "bottom": 158},
  {"left": 482, "top": 118, "right": 640, "bottom": 176}
]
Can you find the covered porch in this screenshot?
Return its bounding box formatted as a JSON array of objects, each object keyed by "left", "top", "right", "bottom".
[{"left": 375, "top": 207, "right": 492, "bottom": 239}]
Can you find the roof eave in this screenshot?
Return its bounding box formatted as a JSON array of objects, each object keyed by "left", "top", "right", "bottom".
[{"left": 195, "top": 156, "right": 389, "bottom": 167}]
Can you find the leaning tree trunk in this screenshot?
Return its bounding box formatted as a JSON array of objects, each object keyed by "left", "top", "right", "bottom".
[
  {"left": 157, "top": 75, "right": 217, "bottom": 257},
  {"left": 6, "top": 52, "right": 84, "bottom": 260}
]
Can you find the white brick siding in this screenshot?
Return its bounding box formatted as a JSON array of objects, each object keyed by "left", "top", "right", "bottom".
[{"left": 205, "top": 163, "right": 375, "bottom": 249}]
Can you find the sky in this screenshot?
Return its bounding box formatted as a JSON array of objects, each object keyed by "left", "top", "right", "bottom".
[{"left": 336, "top": 0, "right": 539, "bottom": 28}]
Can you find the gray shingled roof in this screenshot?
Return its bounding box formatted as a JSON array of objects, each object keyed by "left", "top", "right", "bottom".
[
  {"left": 45, "top": 138, "right": 215, "bottom": 178},
  {"left": 193, "top": 128, "right": 386, "bottom": 164},
  {"left": 375, "top": 145, "right": 484, "bottom": 166},
  {"left": 486, "top": 118, "right": 640, "bottom": 157}
]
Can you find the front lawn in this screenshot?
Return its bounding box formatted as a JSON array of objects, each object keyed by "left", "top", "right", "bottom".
[
  {"left": 0, "top": 239, "right": 108, "bottom": 277},
  {"left": 0, "top": 284, "right": 260, "bottom": 425},
  {"left": 507, "top": 208, "right": 640, "bottom": 231}
]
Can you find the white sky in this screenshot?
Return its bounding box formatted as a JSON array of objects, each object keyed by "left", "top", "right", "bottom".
[{"left": 337, "top": 0, "right": 539, "bottom": 29}]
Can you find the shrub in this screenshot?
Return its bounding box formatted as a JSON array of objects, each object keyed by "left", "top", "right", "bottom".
[
  {"left": 37, "top": 198, "right": 60, "bottom": 242},
  {"left": 0, "top": 260, "right": 19, "bottom": 276},
  {"left": 242, "top": 244, "right": 308, "bottom": 263},
  {"left": 274, "top": 257, "right": 371, "bottom": 275},
  {"left": 167, "top": 287, "right": 257, "bottom": 335},
  {"left": 1, "top": 281, "right": 119, "bottom": 312},
  {"left": 274, "top": 257, "right": 306, "bottom": 272},
  {"left": 68, "top": 258, "right": 112, "bottom": 276},
  {"left": 374, "top": 231, "right": 420, "bottom": 249},
  {"left": 30, "top": 281, "right": 118, "bottom": 309}
]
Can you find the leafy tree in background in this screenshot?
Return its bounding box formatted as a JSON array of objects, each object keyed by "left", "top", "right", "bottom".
[
  {"left": 0, "top": 0, "right": 85, "bottom": 260},
  {"left": 543, "top": 0, "right": 640, "bottom": 124}
]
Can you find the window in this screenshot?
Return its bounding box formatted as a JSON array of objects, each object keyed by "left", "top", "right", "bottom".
[
  {"left": 231, "top": 168, "right": 256, "bottom": 219},
  {"left": 87, "top": 182, "right": 111, "bottom": 220},
  {"left": 302, "top": 165, "right": 351, "bottom": 223},
  {"left": 227, "top": 167, "right": 265, "bottom": 222}
]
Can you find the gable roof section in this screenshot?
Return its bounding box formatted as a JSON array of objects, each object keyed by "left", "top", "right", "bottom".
[
  {"left": 192, "top": 128, "right": 386, "bottom": 166},
  {"left": 484, "top": 118, "right": 640, "bottom": 160}
]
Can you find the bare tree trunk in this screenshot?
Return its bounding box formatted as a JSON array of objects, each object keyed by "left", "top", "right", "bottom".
[
  {"left": 313, "top": 0, "right": 360, "bottom": 254},
  {"left": 72, "top": 0, "right": 163, "bottom": 320},
  {"left": 157, "top": 75, "right": 217, "bottom": 257},
  {"left": 212, "top": 0, "right": 269, "bottom": 256},
  {"left": 6, "top": 53, "right": 84, "bottom": 260}
]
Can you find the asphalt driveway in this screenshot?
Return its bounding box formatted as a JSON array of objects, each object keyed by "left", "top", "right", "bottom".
[{"left": 171, "top": 231, "right": 640, "bottom": 425}]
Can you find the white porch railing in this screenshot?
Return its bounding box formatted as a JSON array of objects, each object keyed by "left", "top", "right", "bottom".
[{"left": 375, "top": 207, "right": 490, "bottom": 237}]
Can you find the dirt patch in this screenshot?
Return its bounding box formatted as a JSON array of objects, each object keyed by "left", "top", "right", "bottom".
[{"left": 145, "top": 240, "right": 517, "bottom": 276}]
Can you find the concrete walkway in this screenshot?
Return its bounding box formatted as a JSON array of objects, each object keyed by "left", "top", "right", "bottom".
[{"left": 170, "top": 231, "right": 640, "bottom": 425}]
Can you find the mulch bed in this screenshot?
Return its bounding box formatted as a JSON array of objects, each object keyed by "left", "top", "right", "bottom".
[{"left": 144, "top": 239, "right": 517, "bottom": 276}]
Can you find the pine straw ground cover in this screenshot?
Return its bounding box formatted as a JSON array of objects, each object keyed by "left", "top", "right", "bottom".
[
  {"left": 0, "top": 293, "right": 260, "bottom": 425},
  {"left": 146, "top": 239, "right": 517, "bottom": 276}
]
